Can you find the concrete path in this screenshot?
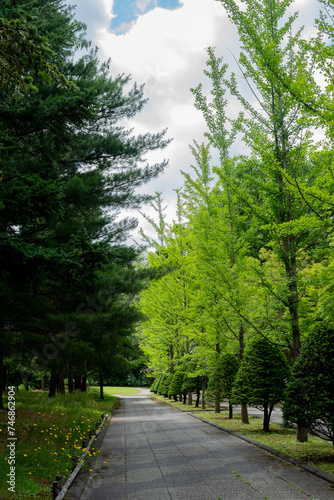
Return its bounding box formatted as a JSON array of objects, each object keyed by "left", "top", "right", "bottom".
[{"left": 79, "top": 395, "right": 334, "bottom": 500}]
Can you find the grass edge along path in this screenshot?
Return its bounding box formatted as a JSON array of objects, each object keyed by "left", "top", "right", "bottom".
[
  {"left": 0, "top": 387, "right": 134, "bottom": 499},
  {"left": 150, "top": 395, "right": 334, "bottom": 482}
]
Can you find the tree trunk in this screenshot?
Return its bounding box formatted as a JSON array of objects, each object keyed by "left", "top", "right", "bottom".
[
  {"left": 0, "top": 339, "right": 4, "bottom": 410},
  {"left": 179, "top": 393, "right": 182, "bottom": 402},
  {"left": 183, "top": 393, "right": 186, "bottom": 404},
  {"left": 188, "top": 391, "right": 192, "bottom": 405},
  {"left": 214, "top": 342, "right": 221, "bottom": 413},
  {"left": 274, "top": 104, "right": 301, "bottom": 364},
  {"left": 201, "top": 375, "right": 206, "bottom": 410},
  {"left": 195, "top": 387, "right": 200, "bottom": 408},
  {"left": 297, "top": 426, "right": 308, "bottom": 442},
  {"left": 170, "top": 344, "right": 174, "bottom": 374},
  {"left": 3, "top": 365, "right": 7, "bottom": 391},
  {"left": 80, "top": 376, "right": 87, "bottom": 392},
  {"left": 229, "top": 401, "right": 233, "bottom": 419},
  {"left": 25, "top": 374, "right": 30, "bottom": 391},
  {"left": 48, "top": 370, "right": 57, "bottom": 397},
  {"left": 239, "top": 324, "right": 249, "bottom": 423},
  {"left": 173, "top": 394, "right": 177, "bottom": 401},
  {"left": 57, "top": 372, "right": 65, "bottom": 394},
  {"left": 241, "top": 403, "right": 249, "bottom": 424},
  {"left": 263, "top": 403, "right": 270, "bottom": 432},
  {"left": 283, "top": 236, "right": 301, "bottom": 363},
  {"left": 68, "top": 374, "right": 73, "bottom": 394},
  {"left": 41, "top": 376, "right": 45, "bottom": 391},
  {"left": 99, "top": 374, "right": 104, "bottom": 399},
  {"left": 74, "top": 376, "right": 81, "bottom": 390}
]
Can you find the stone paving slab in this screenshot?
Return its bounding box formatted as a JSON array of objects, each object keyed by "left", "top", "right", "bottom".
[{"left": 77, "top": 396, "right": 334, "bottom": 500}]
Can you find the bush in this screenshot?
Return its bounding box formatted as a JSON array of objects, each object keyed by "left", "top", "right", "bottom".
[
  {"left": 159, "top": 374, "right": 172, "bottom": 396},
  {"left": 233, "top": 337, "right": 290, "bottom": 431},
  {"left": 207, "top": 353, "right": 239, "bottom": 416},
  {"left": 283, "top": 326, "right": 334, "bottom": 444},
  {"left": 168, "top": 371, "right": 184, "bottom": 400},
  {"left": 150, "top": 374, "right": 161, "bottom": 393},
  {"left": 156, "top": 374, "right": 167, "bottom": 395}
]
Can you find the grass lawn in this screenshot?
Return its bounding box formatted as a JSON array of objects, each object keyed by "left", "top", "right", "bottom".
[
  {"left": 0, "top": 387, "right": 119, "bottom": 499},
  {"left": 89, "top": 386, "right": 141, "bottom": 396},
  {"left": 152, "top": 395, "right": 334, "bottom": 477}
]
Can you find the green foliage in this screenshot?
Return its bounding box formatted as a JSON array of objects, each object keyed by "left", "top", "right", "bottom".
[
  {"left": 283, "top": 327, "right": 334, "bottom": 444},
  {"left": 0, "top": 388, "right": 117, "bottom": 498},
  {"left": 0, "top": 1, "right": 70, "bottom": 94},
  {"left": 156, "top": 374, "right": 167, "bottom": 395},
  {"left": 160, "top": 374, "right": 173, "bottom": 397},
  {"left": 150, "top": 375, "right": 161, "bottom": 393},
  {"left": 168, "top": 371, "right": 184, "bottom": 397},
  {"left": 135, "top": 0, "right": 334, "bottom": 429},
  {"left": 207, "top": 353, "right": 239, "bottom": 400},
  {"left": 233, "top": 338, "right": 290, "bottom": 431},
  {"left": 0, "top": 0, "right": 169, "bottom": 405}
]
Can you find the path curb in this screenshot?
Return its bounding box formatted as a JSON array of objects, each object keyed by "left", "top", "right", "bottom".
[
  {"left": 60, "top": 400, "right": 119, "bottom": 499},
  {"left": 151, "top": 396, "right": 334, "bottom": 487},
  {"left": 190, "top": 413, "right": 334, "bottom": 487},
  {"left": 54, "top": 413, "right": 109, "bottom": 500}
]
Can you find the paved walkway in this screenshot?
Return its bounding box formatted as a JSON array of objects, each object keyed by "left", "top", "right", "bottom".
[{"left": 80, "top": 395, "right": 334, "bottom": 500}]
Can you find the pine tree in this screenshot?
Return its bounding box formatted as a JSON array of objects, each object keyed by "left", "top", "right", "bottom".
[
  {"left": 0, "top": 0, "right": 169, "bottom": 405},
  {"left": 233, "top": 337, "right": 290, "bottom": 431},
  {"left": 283, "top": 326, "right": 334, "bottom": 444}
]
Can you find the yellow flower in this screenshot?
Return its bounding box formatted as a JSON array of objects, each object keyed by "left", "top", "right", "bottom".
[{"left": 24, "top": 454, "right": 27, "bottom": 457}]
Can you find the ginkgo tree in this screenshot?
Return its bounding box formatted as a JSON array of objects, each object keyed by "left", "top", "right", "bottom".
[
  {"left": 137, "top": 0, "right": 334, "bottom": 434},
  {"left": 214, "top": 0, "right": 329, "bottom": 363}
]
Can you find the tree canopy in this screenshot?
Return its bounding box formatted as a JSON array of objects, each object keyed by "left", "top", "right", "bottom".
[{"left": 136, "top": 0, "right": 334, "bottom": 434}]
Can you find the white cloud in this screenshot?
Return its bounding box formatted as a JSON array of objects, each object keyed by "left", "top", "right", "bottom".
[
  {"left": 67, "top": 0, "right": 321, "bottom": 243},
  {"left": 92, "top": 0, "right": 235, "bottom": 238}
]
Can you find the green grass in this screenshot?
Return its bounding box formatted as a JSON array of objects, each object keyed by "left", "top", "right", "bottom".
[
  {"left": 89, "top": 386, "right": 140, "bottom": 396},
  {"left": 196, "top": 412, "right": 334, "bottom": 476},
  {"left": 0, "top": 388, "right": 118, "bottom": 499},
  {"left": 152, "top": 395, "right": 334, "bottom": 477},
  {"left": 151, "top": 394, "right": 198, "bottom": 412}
]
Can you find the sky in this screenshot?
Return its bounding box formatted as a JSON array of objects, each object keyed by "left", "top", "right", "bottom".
[{"left": 67, "top": 0, "right": 318, "bottom": 243}]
